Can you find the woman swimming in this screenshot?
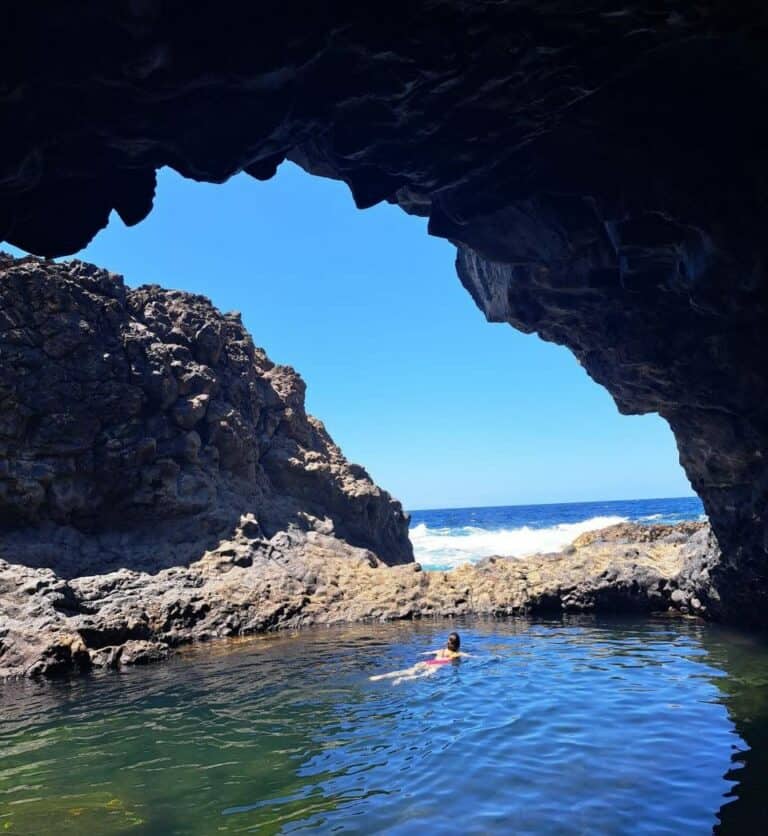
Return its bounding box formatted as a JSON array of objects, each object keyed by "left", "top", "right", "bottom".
[{"left": 369, "top": 632, "right": 470, "bottom": 684}]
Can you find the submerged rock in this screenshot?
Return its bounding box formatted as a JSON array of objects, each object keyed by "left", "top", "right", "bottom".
[{"left": 0, "top": 520, "right": 717, "bottom": 679}]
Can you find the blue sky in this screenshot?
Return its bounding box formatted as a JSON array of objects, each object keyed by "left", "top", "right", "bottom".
[{"left": 6, "top": 163, "right": 694, "bottom": 509}]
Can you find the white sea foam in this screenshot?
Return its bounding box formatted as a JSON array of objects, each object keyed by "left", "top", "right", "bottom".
[{"left": 410, "top": 515, "right": 628, "bottom": 570}]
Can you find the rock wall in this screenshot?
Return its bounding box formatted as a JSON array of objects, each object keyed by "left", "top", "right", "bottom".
[
  {"left": 0, "top": 3, "right": 767, "bottom": 620},
  {"left": 456, "top": 239, "right": 767, "bottom": 624},
  {"left": 0, "top": 254, "right": 412, "bottom": 573}
]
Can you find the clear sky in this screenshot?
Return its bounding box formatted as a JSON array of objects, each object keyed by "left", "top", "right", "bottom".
[{"left": 5, "top": 163, "right": 694, "bottom": 509}]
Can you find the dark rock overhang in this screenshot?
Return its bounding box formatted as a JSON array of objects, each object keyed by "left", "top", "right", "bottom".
[{"left": 1, "top": 1, "right": 767, "bottom": 621}]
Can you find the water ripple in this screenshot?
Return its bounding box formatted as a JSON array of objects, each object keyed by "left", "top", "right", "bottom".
[{"left": 1, "top": 617, "right": 767, "bottom": 834}]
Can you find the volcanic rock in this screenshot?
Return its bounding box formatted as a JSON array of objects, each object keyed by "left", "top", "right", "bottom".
[
  {"left": 0, "top": 520, "right": 717, "bottom": 678},
  {"left": 1, "top": 4, "right": 766, "bottom": 621},
  {"left": 0, "top": 253, "right": 412, "bottom": 576}
]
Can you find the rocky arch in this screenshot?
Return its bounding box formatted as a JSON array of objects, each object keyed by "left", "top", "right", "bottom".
[{"left": 1, "top": 2, "right": 767, "bottom": 622}]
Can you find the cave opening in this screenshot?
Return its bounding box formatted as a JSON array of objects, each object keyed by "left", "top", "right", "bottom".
[
  {"left": 3, "top": 160, "right": 697, "bottom": 533},
  {"left": 2, "top": 3, "right": 766, "bottom": 623},
  {"left": 13, "top": 163, "right": 696, "bottom": 505},
  {"left": 2, "top": 5, "right": 768, "bottom": 832}
]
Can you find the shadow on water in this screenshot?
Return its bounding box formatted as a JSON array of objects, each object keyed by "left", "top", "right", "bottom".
[
  {"left": 1, "top": 617, "right": 768, "bottom": 834},
  {"left": 695, "top": 626, "right": 768, "bottom": 833}
]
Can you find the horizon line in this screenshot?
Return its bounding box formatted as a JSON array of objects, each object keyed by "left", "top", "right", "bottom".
[{"left": 406, "top": 493, "right": 700, "bottom": 514}]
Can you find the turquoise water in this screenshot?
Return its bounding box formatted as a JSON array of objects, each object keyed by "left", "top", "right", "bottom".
[
  {"left": 409, "top": 496, "right": 705, "bottom": 569},
  {"left": 1, "top": 616, "right": 767, "bottom": 834}
]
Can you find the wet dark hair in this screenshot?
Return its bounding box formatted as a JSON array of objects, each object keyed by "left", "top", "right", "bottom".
[{"left": 447, "top": 632, "right": 460, "bottom": 651}]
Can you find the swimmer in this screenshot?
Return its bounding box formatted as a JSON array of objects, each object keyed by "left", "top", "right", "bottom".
[{"left": 369, "top": 632, "right": 470, "bottom": 684}]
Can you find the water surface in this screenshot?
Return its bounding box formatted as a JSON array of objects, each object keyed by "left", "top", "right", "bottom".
[{"left": 1, "top": 617, "right": 766, "bottom": 834}]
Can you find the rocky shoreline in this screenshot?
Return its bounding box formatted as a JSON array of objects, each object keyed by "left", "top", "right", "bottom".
[
  {"left": 0, "top": 519, "right": 720, "bottom": 679},
  {"left": 0, "top": 253, "right": 414, "bottom": 677},
  {"left": 0, "top": 254, "right": 723, "bottom": 679}
]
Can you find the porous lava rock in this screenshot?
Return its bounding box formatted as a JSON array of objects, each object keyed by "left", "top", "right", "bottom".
[
  {"left": 0, "top": 3, "right": 767, "bottom": 621},
  {"left": 0, "top": 520, "right": 716, "bottom": 678},
  {"left": 0, "top": 253, "right": 412, "bottom": 579}
]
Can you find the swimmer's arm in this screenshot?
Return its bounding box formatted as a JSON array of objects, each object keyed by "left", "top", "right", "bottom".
[{"left": 418, "top": 649, "right": 441, "bottom": 656}]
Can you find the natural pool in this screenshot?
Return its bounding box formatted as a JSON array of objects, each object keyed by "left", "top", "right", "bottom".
[{"left": 1, "top": 618, "right": 767, "bottom": 835}]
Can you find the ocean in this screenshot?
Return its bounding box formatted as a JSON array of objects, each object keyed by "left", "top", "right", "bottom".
[{"left": 409, "top": 495, "right": 705, "bottom": 570}]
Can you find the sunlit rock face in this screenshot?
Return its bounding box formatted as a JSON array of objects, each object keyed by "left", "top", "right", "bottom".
[
  {"left": 0, "top": 3, "right": 766, "bottom": 621},
  {"left": 0, "top": 254, "right": 412, "bottom": 571}
]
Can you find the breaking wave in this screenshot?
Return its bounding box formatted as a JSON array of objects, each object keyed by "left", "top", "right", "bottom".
[{"left": 410, "top": 515, "right": 628, "bottom": 571}]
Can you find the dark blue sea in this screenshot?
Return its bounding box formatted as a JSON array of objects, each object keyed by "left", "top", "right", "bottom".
[{"left": 409, "top": 496, "right": 705, "bottom": 570}]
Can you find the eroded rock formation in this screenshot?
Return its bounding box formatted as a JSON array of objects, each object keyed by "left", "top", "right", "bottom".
[
  {"left": 0, "top": 253, "right": 412, "bottom": 578},
  {"left": 0, "top": 3, "right": 766, "bottom": 620},
  {"left": 0, "top": 254, "right": 724, "bottom": 678},
  {"left": 0, "top": 520, "right": 717, "bottom": 678}
]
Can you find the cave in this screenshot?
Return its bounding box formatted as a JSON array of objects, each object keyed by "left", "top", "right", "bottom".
[{"left": 1, "top": 2, "right": 767, "bottom": 624}]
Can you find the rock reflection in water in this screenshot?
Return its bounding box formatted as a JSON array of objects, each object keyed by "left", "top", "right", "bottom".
[{"left": 697, "top": 627, "right": 768, "bottom": 833}]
